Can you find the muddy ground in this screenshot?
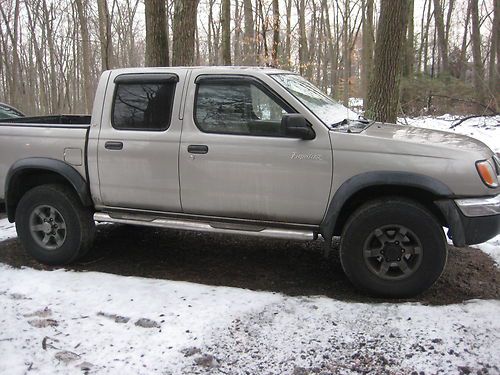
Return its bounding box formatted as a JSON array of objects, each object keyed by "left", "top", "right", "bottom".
[{"left": 0, "top": 212, "right": 498, "bottom": 305}]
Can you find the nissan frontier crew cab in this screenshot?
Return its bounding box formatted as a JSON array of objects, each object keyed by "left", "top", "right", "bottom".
[{"left": 1, "top": 67, "right": 499, "bottom": 297}]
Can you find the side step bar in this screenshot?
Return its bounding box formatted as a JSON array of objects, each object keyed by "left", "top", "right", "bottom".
[{"left": 94, "top": 212, "right": 316, "bottom": 241}]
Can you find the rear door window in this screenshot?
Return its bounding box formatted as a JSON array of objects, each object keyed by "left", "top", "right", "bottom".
[{"left": 112, "top": 79, "right": 176, "bottom": 131}]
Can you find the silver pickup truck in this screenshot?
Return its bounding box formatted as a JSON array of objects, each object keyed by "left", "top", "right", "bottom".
[{"left": 1, "top": 67, "right": 499, "bottom": 297}]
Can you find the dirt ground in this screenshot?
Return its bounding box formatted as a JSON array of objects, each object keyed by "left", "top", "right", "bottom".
[{"left": 0, "top": 215, "right": 498, "bottom": 305}]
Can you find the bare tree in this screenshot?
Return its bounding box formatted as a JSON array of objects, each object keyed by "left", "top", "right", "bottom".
[
  {"left": 272, "top": 0, "right": 280, "bottom": 66},
  {"left": 433, "top": 0, "right": 449, "bottom": 74},
  {"left": 172, "top": 0, "right": 199, "bottom": 66},
  {"left": 470, "top": 0, "right": 486, "bottom": 106},
  {"left": 342, "top": 0, "right": 350, "bottom": 106},
  {"left": 458, "top": 0, "right": 471, "bottom": 80},
  {"left": 74, "top": 0, "right": 93, "bottom": 113},
  {"left": 145, "top": 0, "right": 169, "bottom": 66},
  {"left": 221, "top": 0, "right": 231, "bottom": 65},
  {"left": 402, "top": 0, "right": 414, "bottom": 77},
  {"left": 489, "top": 0, "right": 499, "bottom": 98},
  {"left": 97, "top": 0, "right": 114, "bottom": 70},
  {"left": 365, "top": 0, "right": 408, "bottom": 123},
  {"left": 0, "top": 0, "right": 497, "bottom": 118},
  {"left": 0, "top": 0, "right": 21, "bottom": 107},
  {"left": 242, "top": 0, "right": 255, "bottom": 65},
  {"left": 284, "top": 0, "right": 292, "bottom": 68},
  {"left": 361, "top": 0, "right": 374, "bottom": 98},
  {"left": 297, "top": 0, "right": 308, "bottom": 75},
  {"left": 233, "top": 0, "right": 242, "bottom": 64}
]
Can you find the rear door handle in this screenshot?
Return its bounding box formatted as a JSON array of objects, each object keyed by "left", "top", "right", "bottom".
[
  {"left": 187, "top": 145, "right": 209, "bottom": 154},
  {"left": 105, "top": 141, "right": 123, "bottom": 150}
]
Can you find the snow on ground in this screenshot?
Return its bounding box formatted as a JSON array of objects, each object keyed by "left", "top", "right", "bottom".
[
  {"left": 399, "top": 114, "right": 500, "bottom": 153},
  {"left": 0, "top": 218, "right": 16, "bottom": 242},
  {"left": 0, "top": 263, "right": 499, "bottom": 375},
  {"left": 474, "top": 234, "right": 500, "bottom": 267}
]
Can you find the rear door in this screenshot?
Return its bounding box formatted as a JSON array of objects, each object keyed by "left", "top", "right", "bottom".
[
  {"left": 97, "top": 71, "right": 185, "bottom": 212},
  {"left": 179, "top": 74, "right": 333, "bottom": 224}
]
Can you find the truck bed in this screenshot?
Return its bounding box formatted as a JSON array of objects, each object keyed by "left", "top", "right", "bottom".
[{"left": 0, "top": 116, "right": 90, "bottom": 200}]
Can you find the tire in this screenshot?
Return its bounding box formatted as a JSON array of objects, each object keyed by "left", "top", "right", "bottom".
[
  {"left": 339, "top": 197, "right": 447, "bottom": 298},
  {"left": 15, "top": 184, "right": 95, "bottom": 265}
]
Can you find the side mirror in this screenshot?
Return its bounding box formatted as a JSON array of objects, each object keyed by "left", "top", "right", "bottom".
[{"left": 281, "top": 114, "right": 315, "bottom": 140}]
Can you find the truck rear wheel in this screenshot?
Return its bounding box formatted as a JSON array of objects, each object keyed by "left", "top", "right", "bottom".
[
  {"left": 339, "top": 198, "right": 447, "bottom": 297},
  {"left": 15, "top": 184, "right": 95, "bottom": 265}
]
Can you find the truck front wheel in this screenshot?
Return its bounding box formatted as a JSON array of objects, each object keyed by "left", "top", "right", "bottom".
[
  {"left": 15, "top": 184, "right": 95, "bottom": 265},
  {"left": 339, "top": 198, "right": 447, "bottom": 297}
]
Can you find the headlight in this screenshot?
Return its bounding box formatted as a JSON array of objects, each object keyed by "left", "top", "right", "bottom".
[{"left": 476, "top": 160, "right": 499, "bottom": 188}]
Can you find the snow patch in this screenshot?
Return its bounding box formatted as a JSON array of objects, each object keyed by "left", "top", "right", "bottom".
[
  {"left": 0, "top": 264, "right": 499, "bottom": 374},
  {"left": 401, "top": 114, "right": 500, "bottom": 153},
  {"left": 473, "top": 234, "right": 500, "bottom": 267},
  {"left": 0, "top": 218, "right": 16, "bottom": 242}
]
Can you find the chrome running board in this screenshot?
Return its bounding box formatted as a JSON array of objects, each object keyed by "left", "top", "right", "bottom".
[{"left": 94, "top": 212, "right": 316, "bottom": 241}]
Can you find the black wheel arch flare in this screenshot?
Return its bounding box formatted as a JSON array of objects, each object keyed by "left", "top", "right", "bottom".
[
  {"left": 320, "top": 171, "right": 457, "bottom": 243},
  {"left": 5, "top": 157, "right": 92, "bottom": 222}
]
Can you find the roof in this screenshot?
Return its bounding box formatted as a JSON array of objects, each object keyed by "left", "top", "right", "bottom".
[{"left": 107, "top": 66, "right": 295, "bottom": 76}]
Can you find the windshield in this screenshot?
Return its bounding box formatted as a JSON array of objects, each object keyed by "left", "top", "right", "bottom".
[
  {"left": 0, "top": 104, "right": 24, "bottom": 119},
  {"left": 270, "top": 74, "right": 358, "bottom": 127}
]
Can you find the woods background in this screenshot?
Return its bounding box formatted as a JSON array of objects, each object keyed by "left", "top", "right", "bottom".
[{"left": 0, "top": 0, "right": 498, "bottom": 120}]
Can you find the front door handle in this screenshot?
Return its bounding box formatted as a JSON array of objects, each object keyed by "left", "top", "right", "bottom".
[
  {"left": 187, "top": 145, "right": 209, "bottom": 154},
  {"left": 105, "top": 141, "right": 123, "bottom": 150}
]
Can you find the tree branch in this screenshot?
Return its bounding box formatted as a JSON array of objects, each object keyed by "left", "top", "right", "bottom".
[{"left": 449, "top": 113, "right": 499, "bottom": 129}]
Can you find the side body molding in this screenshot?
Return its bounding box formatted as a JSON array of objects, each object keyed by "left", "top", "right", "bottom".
[
  {"left": 5, "top": 157, "right": 92, "bottom": 222},
  {"left": 320, "top": 171, "right": 454, "bottom": 241}
]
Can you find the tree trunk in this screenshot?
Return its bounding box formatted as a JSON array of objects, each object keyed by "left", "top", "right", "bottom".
[
  {"left": 74, "top": 0, "right": 93, "bottom": 113},
  {"left": 421, "top": 0, "right": 432, "bottom": 74},
  {"left": 172, "top": 0, "right": 199, "bottom": 66},
  {"left": 243, "top": 0, "right": 255, "bottom": 65},
  {"left": 402, "top": 0, "right": 414, "bottom": 77},
  {"left": 342, "top": 0, "right": 350, "bottom": 106},
  {"left": 41, "top": 0, "right": 59, "bottom": 113},
  {"left": 489, "top": 0, "right": 499, "bottom": 97},
  {"left": 145, "top": 0, "right": 169, "bottom": 66},
  {"left": 208, "top": 0, "right": 214, "bottom": 65},
  {"left": 233, "top": 0, "right": 241, "bottom": 64},
  {"left": 497, "top": 0, "right": 500, "bottom": 83},
  {"left": 272, "top": 0, "right": 280, "bottom": 66},
  {"left": 365, "top": 0, "right": 408, "bottom": 123},
  {"left": 284, "top": 0, "right": 292, "bottom": 68},
  {"left": 458, "top": 1, "right": 471, "bottom": 80},
  {"left": 361, "top": 0, "right": 374, "bottom": 100},
  {"left": 221, "top": 0, "right": 231, "bottom": 65},
  {"left": 433, "top": 0, "right": 449, "bottom": 74},
  {"left": 97, "top": 0, "right": 114, "bottom": 70},
  {"left": 257, "top": 0, "right": 269, "bottom": 64},
  {"left": 0, "top": 0, "right": 21, "bottom": 107},
  {"left": 444, "top": 0, "right": 455, "bottom": 45},
  {"left": 297, "top": 0, "right": 308, "bottom": 75},
  {"left": 24, "top": 2, "right": 49, "bottom": 113},
  {"left": 322, "top": 0, "right": 335, "bottom": 96},
  {"left": 470, "top": 0, "right": 486, "bottom": 107}
]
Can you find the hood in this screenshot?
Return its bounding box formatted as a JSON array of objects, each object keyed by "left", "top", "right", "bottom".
[{"left": 361, "top": 122, "right": 491, "bottom": 156}]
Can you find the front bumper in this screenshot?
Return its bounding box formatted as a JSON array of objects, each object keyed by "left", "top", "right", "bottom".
[
  {"left": 453, "top": 195, "right": 500, "bottom": 245},
  {"left": 455, "top": 195, "right": 500, "bottom": 217},
  {"left": 436, "top": 195, "right": 500, "bottom": 247}
]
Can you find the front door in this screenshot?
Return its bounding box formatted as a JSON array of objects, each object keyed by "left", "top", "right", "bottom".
[{"left": 179, "top": 75, "right": 333, "bottom": 224}]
